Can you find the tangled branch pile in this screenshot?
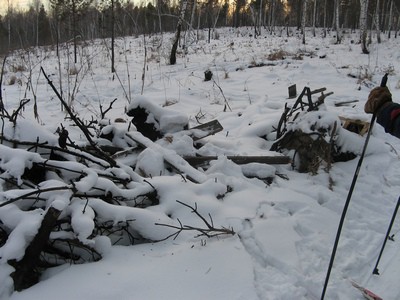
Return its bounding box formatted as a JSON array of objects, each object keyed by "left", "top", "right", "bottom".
[{"left": 0, "top": 94, "right": 235, "bottom": 294}]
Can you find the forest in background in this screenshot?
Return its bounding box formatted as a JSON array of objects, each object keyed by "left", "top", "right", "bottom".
[{"left": 0, "top": 0, "right": 399, "bottom": 56}]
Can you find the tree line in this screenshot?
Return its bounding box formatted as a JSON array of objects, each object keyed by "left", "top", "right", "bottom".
[{"left": 0, "top": 0, "right": 399, "bottom": 55}]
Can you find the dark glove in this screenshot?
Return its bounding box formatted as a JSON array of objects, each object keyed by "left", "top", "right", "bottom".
[{"left": 364, "top": 86, "right": 392, "bottom": 114}]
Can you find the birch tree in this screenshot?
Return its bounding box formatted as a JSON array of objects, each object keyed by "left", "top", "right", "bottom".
[
  {"left": 359, "top": 0, "right": 369, "bottom": 53},
  {"left": 302, "top": 0, "right": 307, "bottom": 44},
  {"left": 334, "top": 0, "right": 341, "bottom": 43},
  {"left": 170, "top": 0, "right": 188, "bottom": 65}
]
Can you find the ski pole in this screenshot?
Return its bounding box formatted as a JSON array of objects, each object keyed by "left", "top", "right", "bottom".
[
  {"left": 320, "top": 73, "right": 388, "bottom": 300},
  {"left": 373, "top": 195, "right": 400, "bottom": 275}
]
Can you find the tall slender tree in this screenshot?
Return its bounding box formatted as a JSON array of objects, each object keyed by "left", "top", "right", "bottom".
[
  {"left": 374, "top": 0, "right": 382, "bottom": 43},
  {"left": 49, "top": 0, "right": 93, "bottom": 63},
  {"left": 312, "top": 0, "right": 317, "bottom": 37},
  {"left": 111, "top": 0, "right": 115, "bottom": 72},
  {"left": 302, "top": 0, "right": 307, "bottom": 44},
  {"left": 323, "top": 0, "right": 327, "bottom": 37},
  {"left": 388, "top": 0, "right": 394, "bottom": 37},
  {"left": 170, "top": 0, "right": 188, "bottom": 65},
  {"left": 359, "top": 0, "right": 369, "bottom": 53},
  {"left": 334, "top": 0, "right": 341, "bottom": 43}
]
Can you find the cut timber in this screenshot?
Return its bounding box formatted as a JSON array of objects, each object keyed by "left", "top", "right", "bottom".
[
  {"left": 334, "top": 99, "right": 359, "bottom": 107},
  {"left": 190, "top": 120, "right": 223, "bottom": 141},
  {"left": 340, "top": 116, "right": 370, "bottom": 136},
  {"left": 183, "top": 155, "right": 291, "bottom": 168},
  {"left": 288, "top": 84, "right": 297, "bottom": 99}
]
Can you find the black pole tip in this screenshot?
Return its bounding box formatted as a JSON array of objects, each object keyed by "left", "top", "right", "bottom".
[{"left": 380, "top": 73, "right": 388, "bottom": 87}]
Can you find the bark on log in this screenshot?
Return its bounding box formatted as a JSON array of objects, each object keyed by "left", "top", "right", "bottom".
[{"left": 10, "top": 207, "right": 62, "bottom": 291}]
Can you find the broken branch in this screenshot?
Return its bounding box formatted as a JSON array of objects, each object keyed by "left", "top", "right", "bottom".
[
  {"left": 41, "top": 67, "right": 117, "bottom": 167},
  {"left": 155, "top": 200, "right": 235, "bottom": 240}
]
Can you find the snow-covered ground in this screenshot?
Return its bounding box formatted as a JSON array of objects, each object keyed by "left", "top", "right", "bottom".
[{"left": 1, "top": 27, "right": 400, "bottom": 299}]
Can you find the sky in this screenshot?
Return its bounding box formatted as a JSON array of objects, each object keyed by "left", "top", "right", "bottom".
[{"left": 0, "top": 0, "right": 48, "bottom": 15}]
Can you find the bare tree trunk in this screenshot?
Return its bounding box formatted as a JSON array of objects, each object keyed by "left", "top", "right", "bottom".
[
  {"left": 249, "top": 4, "right": 258, "bottom": 37},
  {"left": 73, "top": 0, "right": 78, "bottom": 64},
  {"left": 190, "top": 0, "right": 196, "bottom": 32},
  {"left": 197, "top": 1, "right": 201, "bottom": 41},
  {"left": 375, "top": 0, "right": 382, "bottom": 43},
  {"left": 312, "top": 0, "right": 317, "bottom": 37},
  {"left": 388, "top": 0, "right": 394, "bottom": 38},
  {"left": 258, "top": 0, "right": 263, "bottom": 35},
  {"left": 111, "top": 0, "right": 115, "bottom": 73},
  {"left": 269, "top": 0, "right": 276, "bottom": 34},
  {"left": 302, "top": 0, "right": 308, "bottom": 44},
  {"left": 212, "top": 5, "right": 222, "bottom": 32},
  {"left": 7, "top": 0, "right": 11, "bottom": 50},
  {"left": 157, "top": 0, "right": 163, "bottom": 33},
  {"left": 170, "top": 0, "right": 188, "bottom": 65},
  {"left": 323, "top": 0, "right": 327, "bottom": 37},
  {"left": 360, "top": 0, "right": 370, "bottom": 54},
  {"left": 35, "top": 0, "right": 39, "bottom": 46},
  {"left": 335, "top": 0, "right": 341, "bottom": 43}
]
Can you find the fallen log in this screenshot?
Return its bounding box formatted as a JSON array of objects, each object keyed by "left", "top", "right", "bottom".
[
  {"left": 183, "top": 155, "right": 291, "bottom": 168},
  {"left": 10, "top": 207, "right": 62, "bottom": 291}
]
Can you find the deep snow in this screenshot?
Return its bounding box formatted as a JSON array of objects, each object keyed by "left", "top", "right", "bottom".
[{"left": 1, "top": 27, "right": 400, "bottom": 299}]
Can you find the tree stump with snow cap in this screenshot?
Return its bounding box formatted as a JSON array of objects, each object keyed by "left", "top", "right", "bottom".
[
  {"left": 127, "top": 106, "right": 163, "bottom": 141},
  {"left": 127, "top": 96, "right": 189, "bottom": 141}
]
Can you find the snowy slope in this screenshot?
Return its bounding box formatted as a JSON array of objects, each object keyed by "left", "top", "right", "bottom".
[{"left": 1, "top": 27, "right": 400, "bottom": 299}]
